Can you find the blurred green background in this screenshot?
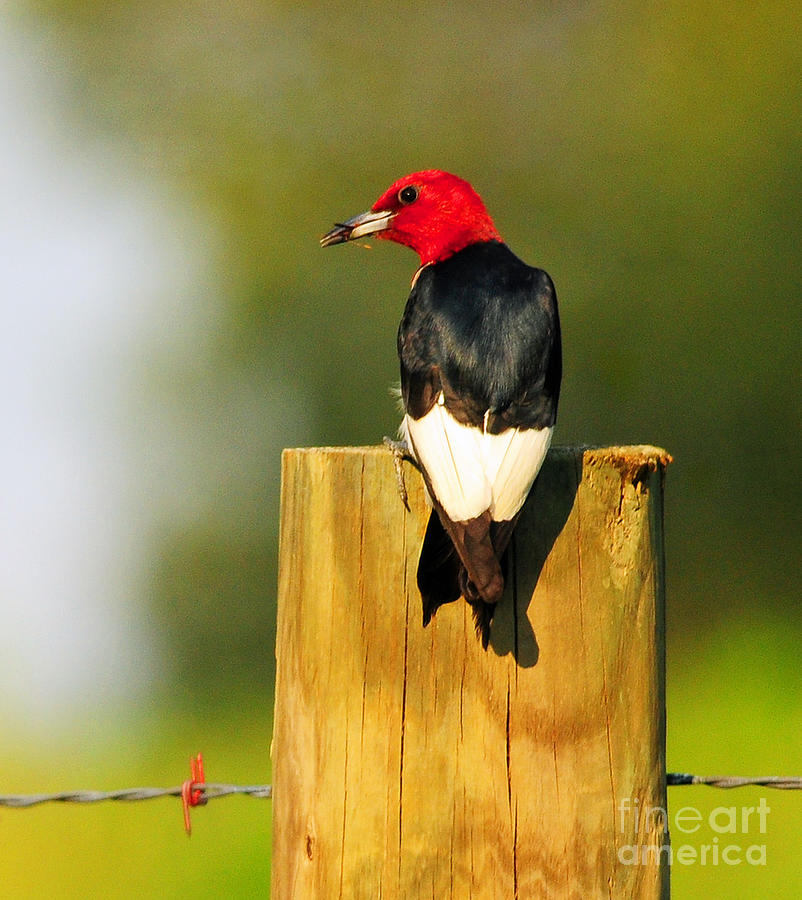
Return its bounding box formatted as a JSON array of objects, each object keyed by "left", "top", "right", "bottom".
[{"left": 1, "top": 1, "right": 800, "bottom": 896}]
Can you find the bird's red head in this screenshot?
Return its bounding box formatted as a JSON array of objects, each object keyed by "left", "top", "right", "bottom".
[{"left": 320, "top": 170, "right": 502, "bottom": 265}]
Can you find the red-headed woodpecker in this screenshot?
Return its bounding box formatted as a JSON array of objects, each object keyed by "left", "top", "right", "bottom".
[{"left": 321, "top": 170, "right": 561, "bottom": 648}]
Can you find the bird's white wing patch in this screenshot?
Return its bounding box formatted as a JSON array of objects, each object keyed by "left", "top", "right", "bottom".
[
  {"left": 403, "top": 405, "right": 553, "bottom": 523},
  {"left": 403, "top": 406, "right": 490, "bottom": 522},
  {"left": 483, "top": 424, "right": 553, "bottom": 521}
]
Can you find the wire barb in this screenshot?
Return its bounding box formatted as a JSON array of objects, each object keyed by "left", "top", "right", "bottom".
[{"left": 182, "top": 753, "right": 206, "bottom": 835}]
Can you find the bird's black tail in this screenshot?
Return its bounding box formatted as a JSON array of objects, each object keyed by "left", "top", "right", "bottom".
[
  {"left": 417, "top": 511, "right": 521, "bottom": 649},
  {"left": 421, "top": 515, "right": 520, "bottom": 648}
]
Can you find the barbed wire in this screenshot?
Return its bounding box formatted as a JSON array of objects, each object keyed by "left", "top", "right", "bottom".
[
  {"left": 2, "top": 774, "right": 801, "bottom": 810},
  {"left": 0, "top": 783, "right": 272, "bottom": 809},
  {"left": 666, "top": 773, "right": 802, "bottom": 790}
]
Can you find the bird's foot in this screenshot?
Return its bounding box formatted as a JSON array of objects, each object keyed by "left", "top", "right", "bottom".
[{"left": 382, "top": 436, "right": 416, "bottom": 510}]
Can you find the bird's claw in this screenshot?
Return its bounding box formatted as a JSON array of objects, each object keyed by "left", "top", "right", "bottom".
[{"left": 383, "top": 437, "right": 415, "bottom": 510}]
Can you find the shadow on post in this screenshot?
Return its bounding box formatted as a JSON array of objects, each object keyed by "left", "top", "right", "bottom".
[{"left": 490, "top": 448, "right": 582, "bottom": 666}]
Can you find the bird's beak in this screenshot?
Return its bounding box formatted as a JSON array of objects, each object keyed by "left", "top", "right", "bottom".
[{"left": 320, "top": 209, "right": 395, "bottom": 247}]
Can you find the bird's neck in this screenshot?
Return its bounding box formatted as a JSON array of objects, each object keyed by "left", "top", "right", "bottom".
[{"left": 415, "top": 228, "right": 503, "bottom": 266}]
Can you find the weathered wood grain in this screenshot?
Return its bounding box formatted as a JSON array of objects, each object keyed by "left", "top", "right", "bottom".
[{"left": 272, "top": 445, "right": 671, "bottom": 899}]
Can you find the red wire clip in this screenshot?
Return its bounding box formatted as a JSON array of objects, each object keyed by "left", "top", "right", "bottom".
[{"left": 181, "top": 753, "right": 207, "bottom": 836}]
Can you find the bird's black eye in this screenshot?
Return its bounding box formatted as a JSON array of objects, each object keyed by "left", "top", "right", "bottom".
[{"left": 398, "top": 185, "right": 419, "bottom": 205}]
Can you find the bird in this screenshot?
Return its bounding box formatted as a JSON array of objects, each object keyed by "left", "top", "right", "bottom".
[{"left": 320, "top": 170, "right": 561, "bottom": 648}]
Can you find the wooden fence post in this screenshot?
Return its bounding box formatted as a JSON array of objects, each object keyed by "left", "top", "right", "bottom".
[{"left": 272, "top": 445, "right": 671, "bottom": 899}]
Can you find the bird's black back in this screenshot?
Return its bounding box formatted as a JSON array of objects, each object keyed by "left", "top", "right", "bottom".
[{"left": 398, "top": 240, "right": 561, "bottom": 433}]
